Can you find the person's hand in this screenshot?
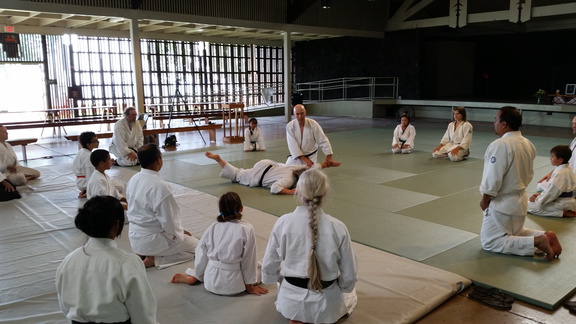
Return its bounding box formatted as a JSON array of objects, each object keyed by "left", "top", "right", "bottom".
[
  {"left": 183, "top": 230, "right": 192, "bottom": 236},
  {"left": 450, "top": 146, "right": 461, "bottom": 156},
  {"left": 127, "top": 152, "right": 137, "bottom": 161},
  {"left": 6, "top": 165, "right": 17, "bottom": 173},
  {"left": 480, "top": 194, "right": 492, "bottom": 211},
  {"left": 538, "top": 172, "right": 553, "bottom": 183},
  {"left": 299, "top": 156, "right": 313, "bottom": 168},
  {"left": 1, "top": 180, "right": 15, "bottom": 192},
  {"left": 432, "top": 144, "right": 442, "bottom": 153},
  {"left": 245, "top": 284, "right": 269, "bottom": 295},
  {"left": 529, "top": 194, "right": 539, "bottom": 202},
  {"left": 393, "top": 144, "right": 399, "bottom": 149}
]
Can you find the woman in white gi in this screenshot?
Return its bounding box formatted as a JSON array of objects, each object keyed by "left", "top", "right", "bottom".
[
  {"left": 244, "top": 118, "right": 266, "bottom": 152},
  {"left": 171, "top": 192, "right": 269, "bottom": 296},
  {"left": 56, "top": 196, "right": 157, "bottom": 324},
  {"left": 432, "top": 106, "right": 473, "bottom": 161},
  {"left": 262, "top": 168, "right": 358, "bottom": 324},
  {"left": 391, "top": 115, "right": 416, "bottom": 154},
  {"left": 528, "top": 145, "right": 576, "bottom": 217}
]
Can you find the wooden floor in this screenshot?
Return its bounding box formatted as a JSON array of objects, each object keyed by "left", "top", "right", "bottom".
[{"left": 9, "top": 114, "right": 576, "bottom": 323}]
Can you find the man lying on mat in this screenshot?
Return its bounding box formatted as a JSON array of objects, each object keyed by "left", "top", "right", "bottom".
[{"left": 205, "top": 151, "right": 340, "bottom": 195}]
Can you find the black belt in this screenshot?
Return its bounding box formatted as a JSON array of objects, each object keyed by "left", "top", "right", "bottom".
[
  {"left": 72, "top": 320, "right": 131, "bottom": 324},
  {"left": 284, "top": 276, "right": 335, "bottom": 289},
  {"left": 559, "top": 191, "right": 574, "bottom": 198},
  {"left": 287, "top": 150, "right": 318, "bottom": 159},
  {"left": 258, "top": 165, "right": 273, "bottom": 187}
]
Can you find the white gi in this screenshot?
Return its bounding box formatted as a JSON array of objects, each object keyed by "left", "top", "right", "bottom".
[
  {"left": 86, "top": 170, "right": 124, "bottom": 200},
  {"left": 219, "top": 159, "right": 308, "bottom": 194},
  {"left": 262, "top": 206, "right": 358, "bottom": 324},
  {"left": 189, "top": 220, "right": 259, "bottom": 295},
  {"left": 528, "top": 164, "right": 576, "bottom": 217},
  {"left": 56, "top": 238, "right": 157, "bottom": 324},
  {"left": 537, "top": 137, "right": 576, "bottom": 192},
  {"left": 72, "top": 148, "right": 94, "bottom": 191},
  {"left": 110, "top": 118, "right": 143, "bottom": 166},
  {"left": 391, "top": 124, "right": 416, "bottom": 154},
  {"left": 244, "top": 126, "right": 266, "bottom": 151},
  {"left": 480, "top": 131, "right": 543, "bottom": 256},
  {"left": 286, "top": 118, "right": 333, "bottom": 165},
  {"left": 73, "top": 148, "right": 125, "bottom": 195},
  {"left": 432, "top": 121, "right": 473, "bottom": 161},
  {"left": 0, "top": 141, "right": 40, "bottom": 185},
  {"left": 126, "top": 168, "right": 199, "bottom": 265}
]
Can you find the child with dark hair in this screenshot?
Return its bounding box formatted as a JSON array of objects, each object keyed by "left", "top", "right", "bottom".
[
  {"left": 171, "top": 191, "right": 268, "bottom": 296},
  {"left": 86, "top": 149, "right": 127, "bottom": 208},
  {"left": 72, "top": 131, "right": 98, "bottom": 198},
  {"left": 529, "top": 145, "right": 576, "bottom": 217},
  {"left": 244, "top": 117, "right": 266, "bottom": 152},
  {"left": 56, "top": 196, "right": 157, "bottom": 324}
]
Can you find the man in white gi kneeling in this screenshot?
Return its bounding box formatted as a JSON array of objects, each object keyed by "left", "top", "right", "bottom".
[
  {"left": 126, "top": 143, "right": 199, "bottom": 268},
  {"left": 110, "top": 107, "right": 143, "bottom": 166}
]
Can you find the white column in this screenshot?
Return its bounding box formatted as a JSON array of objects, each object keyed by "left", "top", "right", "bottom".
[
  {"left": 283, "top": 31, "right": 292, "bottom": 123},
  {"left": 129, "top": 18, "right": 145, "bottom": 114}
]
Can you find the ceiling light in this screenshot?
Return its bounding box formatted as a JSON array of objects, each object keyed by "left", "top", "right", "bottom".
[{"left": 321, "top": 0, "right": 331, "bottom": 9}]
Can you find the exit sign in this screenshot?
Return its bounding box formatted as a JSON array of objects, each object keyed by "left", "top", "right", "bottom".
[{"left": 4, "top": 26, "right": 14, "bottom": 32}]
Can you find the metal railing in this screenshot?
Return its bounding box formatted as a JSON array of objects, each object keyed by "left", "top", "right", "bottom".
[{"left": 296, "top": 77, "right": 399, "bottom": 102}]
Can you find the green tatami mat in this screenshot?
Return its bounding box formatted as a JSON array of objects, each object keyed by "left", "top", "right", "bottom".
[{"left": 161, "top": 125, "right": 576, "bottom": 310}]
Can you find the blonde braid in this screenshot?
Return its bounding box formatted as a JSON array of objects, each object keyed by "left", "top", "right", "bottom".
[{"left": 307, "top": 196, "right": 323, "bottom": 292}]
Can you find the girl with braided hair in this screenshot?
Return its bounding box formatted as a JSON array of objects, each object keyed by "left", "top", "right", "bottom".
[
  {"left": 171, "top": 192, "right": 268, "bottom": 296},
  {"left": 262, "top": 168, "right": 358, "bottom": 324}
]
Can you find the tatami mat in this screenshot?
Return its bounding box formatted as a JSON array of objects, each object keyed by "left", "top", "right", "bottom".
[
  {"left": 156, "top": 125, "right": 576, "bottom": 310},
  {"left": 0, "top": 164, "right": 469, "bottom": 324}
]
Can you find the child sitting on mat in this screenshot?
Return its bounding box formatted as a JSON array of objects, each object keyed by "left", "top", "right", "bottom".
[
  {"left": 86, "top": 149, "right": 127, "bottom": 209},
  {"left": 171, "top": 191, "right": 268, "bottom": 296},
  {"left": 244, "top": 117, "right": 266, "bottom": 152},
  {"left": 528, "top": 145, "right": 576, "bottom": 217}
]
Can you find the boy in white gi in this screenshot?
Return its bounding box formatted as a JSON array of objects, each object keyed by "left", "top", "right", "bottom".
[
  {"left": 86, "top": 149, "right": 127, "bottom": 209},
  {"left": 480, "top": 106, "right": 561, "bottom": 261},
  {"left": 127, "top": 144, "right": 199, "bottom": 268},
  {"left": 528, "top": 145, "right": 576, "bottom": 217},
  {"left": 244, "top": 118, "right": 266, "bottom": 152},
  {"left": 73, "top": 131, "right": 99, "bottom": 198}
]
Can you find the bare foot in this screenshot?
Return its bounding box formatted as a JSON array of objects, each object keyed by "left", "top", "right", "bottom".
[
  {"left": 205, "top": 152, "right": 220, "bottom": 161},
  {"left": 171, "top": 273, "right": 198, "bottom": 285},
  {"left": 142, "top": 256, "right": 155, "bottom": 268},
  {"left": 534, "top": 234, "right": 555, "bottom": 261},
  {"left": 545, "top": 231, "right": 562, "bottom": 258},
  {"left": 563, "top": 210, "right": 576, "bottom": 217}
]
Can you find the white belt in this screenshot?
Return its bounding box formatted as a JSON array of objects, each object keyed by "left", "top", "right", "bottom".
[{"left": 209, "top": 260, "right": 241, "bottom": 270}]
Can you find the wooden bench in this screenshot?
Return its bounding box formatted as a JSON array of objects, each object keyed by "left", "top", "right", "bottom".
[
  {"left": 65, "top": 124, "right": 223, "bottom": 143},
  {"left": 7, "top": 138, "right": 38, "bottom": 163}
]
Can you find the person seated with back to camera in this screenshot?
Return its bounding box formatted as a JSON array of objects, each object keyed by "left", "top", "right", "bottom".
[
  {"left": 171, "top": 191, "right": 269, "bottom": 296},
  {"left": 432, "top": 106, "right": 473, "bottom": 162},
  {"left": 244, "top": 117, "right": 266, "bottom": 152},
  {"left": 55, "top": 196, "right": 157, "bottom": 324},
  {"left": 391, "top": 114, "right": 416, "bottom": 154},
  {"left": 528, "top": 145, "right": 576, "bottom": 218}
]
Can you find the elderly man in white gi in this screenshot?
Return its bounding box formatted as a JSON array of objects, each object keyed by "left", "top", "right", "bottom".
[
  {"left": 286, "top": 104, "right": 334, "bottom": 167},
  {"left": 479, "top": 106, "right": 561, "bottom": 261},
  {"left": 0, "top": 125, "right": 40, "bottom": 188},
  {"left": 127, "top": 144, "right": 199, "bottom": 268},
  {"left": 537, "top": 116, "right": 576, "bottom": 191},
  {"left": 110, "top": 107, "right": 143, "bottom": 166}
]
